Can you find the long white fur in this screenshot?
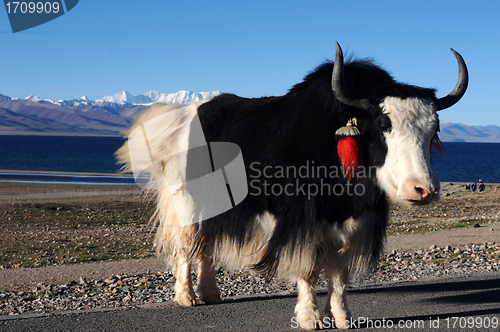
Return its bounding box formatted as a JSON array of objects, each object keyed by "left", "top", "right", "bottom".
[{"left": 116, "top": 101, "right": 205, "bottom": 267}]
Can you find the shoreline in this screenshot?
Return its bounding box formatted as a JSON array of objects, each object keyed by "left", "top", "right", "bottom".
[
  {"left": 0, "top": 170, "right": 133, "bottom": 177},
  {"left": 0, "top": 132, "right": 122, "bottom": 137},
  {"left": 0, "top": 170, "right": 141, "bottom": 188},
  {"left": 1, "top": 170, "right": 499, "bottom": 186},
  {"left": 4, "top": 131, "right": 500, "bottom": 142},
  {"left": 1, "top": 169, "right": 498, "bottom": 180}
]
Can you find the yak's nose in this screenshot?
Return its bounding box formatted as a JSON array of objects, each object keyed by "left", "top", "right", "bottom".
[{"left": 397, "top": 178, "right": 440, "bottom": 204}]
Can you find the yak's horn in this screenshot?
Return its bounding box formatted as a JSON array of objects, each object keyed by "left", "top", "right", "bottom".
[
  {"left": 436, "top": 48, "right": 469, "bottom": 110},
  {"left": 332, "top": 41, "right": 370, "bottom": 111}
]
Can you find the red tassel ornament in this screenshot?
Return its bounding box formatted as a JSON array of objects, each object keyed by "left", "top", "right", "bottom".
[{"left": 335, "top": 118, "right": 360, "bottom": 181}]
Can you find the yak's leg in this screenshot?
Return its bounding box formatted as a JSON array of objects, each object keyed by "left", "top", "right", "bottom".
[
  {"left": 295, "top": 272, "right": 324, "bottom": 330},
  {"left": 159, "top": 167, "right": 198, "bottom": 307},
  {"left": 168, "top": 214, "right": 197, "bottom": 307},
  {"left": 174, "top": 253, "right": 197, "bottom": 306},
  {"left": 196, "top": 244, "right": 222, "bottom": 304},
  {"left": 324, "top": 264, "right": 351, "bottom": 329}
]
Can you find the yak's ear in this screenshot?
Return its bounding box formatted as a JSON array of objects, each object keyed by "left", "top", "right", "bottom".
[{"left": 335, "top": 117, "right": 360, "bottom": 181}]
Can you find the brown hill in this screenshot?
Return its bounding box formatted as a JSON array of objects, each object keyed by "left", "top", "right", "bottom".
[{"left": 0, "top": 98, "right": 148, "bottom": 136}]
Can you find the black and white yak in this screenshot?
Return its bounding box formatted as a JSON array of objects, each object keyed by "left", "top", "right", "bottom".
[{"left": 116, "top": 42, "right": 468, "bottom": 329}]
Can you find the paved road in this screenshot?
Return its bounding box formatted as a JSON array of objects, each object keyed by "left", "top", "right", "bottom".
[{"left": 2, "top": 271, "right": 499, "bottom": 331}]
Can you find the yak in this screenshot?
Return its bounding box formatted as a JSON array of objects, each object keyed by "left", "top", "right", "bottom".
[{"left": 116, "top": 42, "right": 468, "bottom": 329}]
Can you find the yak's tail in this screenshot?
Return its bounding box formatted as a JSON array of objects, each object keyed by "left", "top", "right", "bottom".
[
  {"left": 115, "top": 100, "right": 210, "bottom": 265},
  {"left": 117, "top": 103, "right": 188, "bottom": 176}
]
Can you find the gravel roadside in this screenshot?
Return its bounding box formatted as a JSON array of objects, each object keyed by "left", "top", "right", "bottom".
[
  {"left": 1, "top": 238, "right": 498, "bottom": 317},
  {"left": 0, "top": 181, "right": 499, "bottom": 317}
]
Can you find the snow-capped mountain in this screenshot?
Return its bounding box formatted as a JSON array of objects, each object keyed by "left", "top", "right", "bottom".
[
  {"left": 100, "top": 90, "right": 220, "bottom": 106},
  {"left": 101, "top": 91, "right": 153, "bottom": 105},
  {"left": 3, "top": 90, "right": 498, "bottom": 141},
  {"left": 20, "top": 90, "right": 220, "bottom": 108},
  {"left": 0, "top": 90, "right": 220, "bottom": 135},
  {"left": 152, "top": 90, "right": 219, "bottom": 105}
]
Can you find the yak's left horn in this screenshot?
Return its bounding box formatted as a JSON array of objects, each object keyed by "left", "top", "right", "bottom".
[
  {"left": 332, "top": 42, "right": 370, "bottom": 111},
  {"left": 436, "top": 49, "right": 469, "bottom": 111}
]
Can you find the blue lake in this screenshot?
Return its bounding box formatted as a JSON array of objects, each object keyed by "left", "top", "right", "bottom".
[{"left": 0, "top": 135, "right": 499, "bottom": 184}]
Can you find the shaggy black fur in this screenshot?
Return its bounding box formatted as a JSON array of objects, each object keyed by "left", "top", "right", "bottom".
[{"left": 187, "top": 59, "right": 438, "bottom": 278}]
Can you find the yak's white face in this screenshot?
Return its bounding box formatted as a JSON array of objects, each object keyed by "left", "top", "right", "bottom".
[{"left": 376, "top": 96, "right": 440, "bottom": 205}]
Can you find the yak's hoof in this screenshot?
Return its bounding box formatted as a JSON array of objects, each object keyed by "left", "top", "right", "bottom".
[
  {"left": 201, "top": 294, "right": 223, "bottom": 304},
  {"left": 176, "top": 295, "right": 197, "bottom": 307},
  {"left": 334, "top": 317, "right": 351, "bottom": 329},
  {"left": 296, "top": 311, "right": 324, "bottom": 330}
]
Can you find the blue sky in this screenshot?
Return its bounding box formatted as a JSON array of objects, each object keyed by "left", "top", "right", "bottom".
[{"left": 1, "top": 0, "right": 499, "bottom": 125}]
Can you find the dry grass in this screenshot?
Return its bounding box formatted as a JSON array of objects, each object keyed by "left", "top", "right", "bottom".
[
  {"left": 1, "top": 182, "right": 499, "bottom": 270},
  {"left": 1, "top": 199, "right": 155, "bottom": 269},
  {"left": 388, "top": 184, "right": 500, "bottom": 235}
]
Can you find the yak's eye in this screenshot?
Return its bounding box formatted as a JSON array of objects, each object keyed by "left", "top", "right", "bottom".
[
  {"left": 380, "top": 114, "right": 392, "bottom": 134},
  {"left": 381, "top": 125, "right": 392, "bottom": 134}
]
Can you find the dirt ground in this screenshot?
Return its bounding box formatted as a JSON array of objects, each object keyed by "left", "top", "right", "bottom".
[{"left": 0, "top": 180, "right": 499, "bottom": 289}]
